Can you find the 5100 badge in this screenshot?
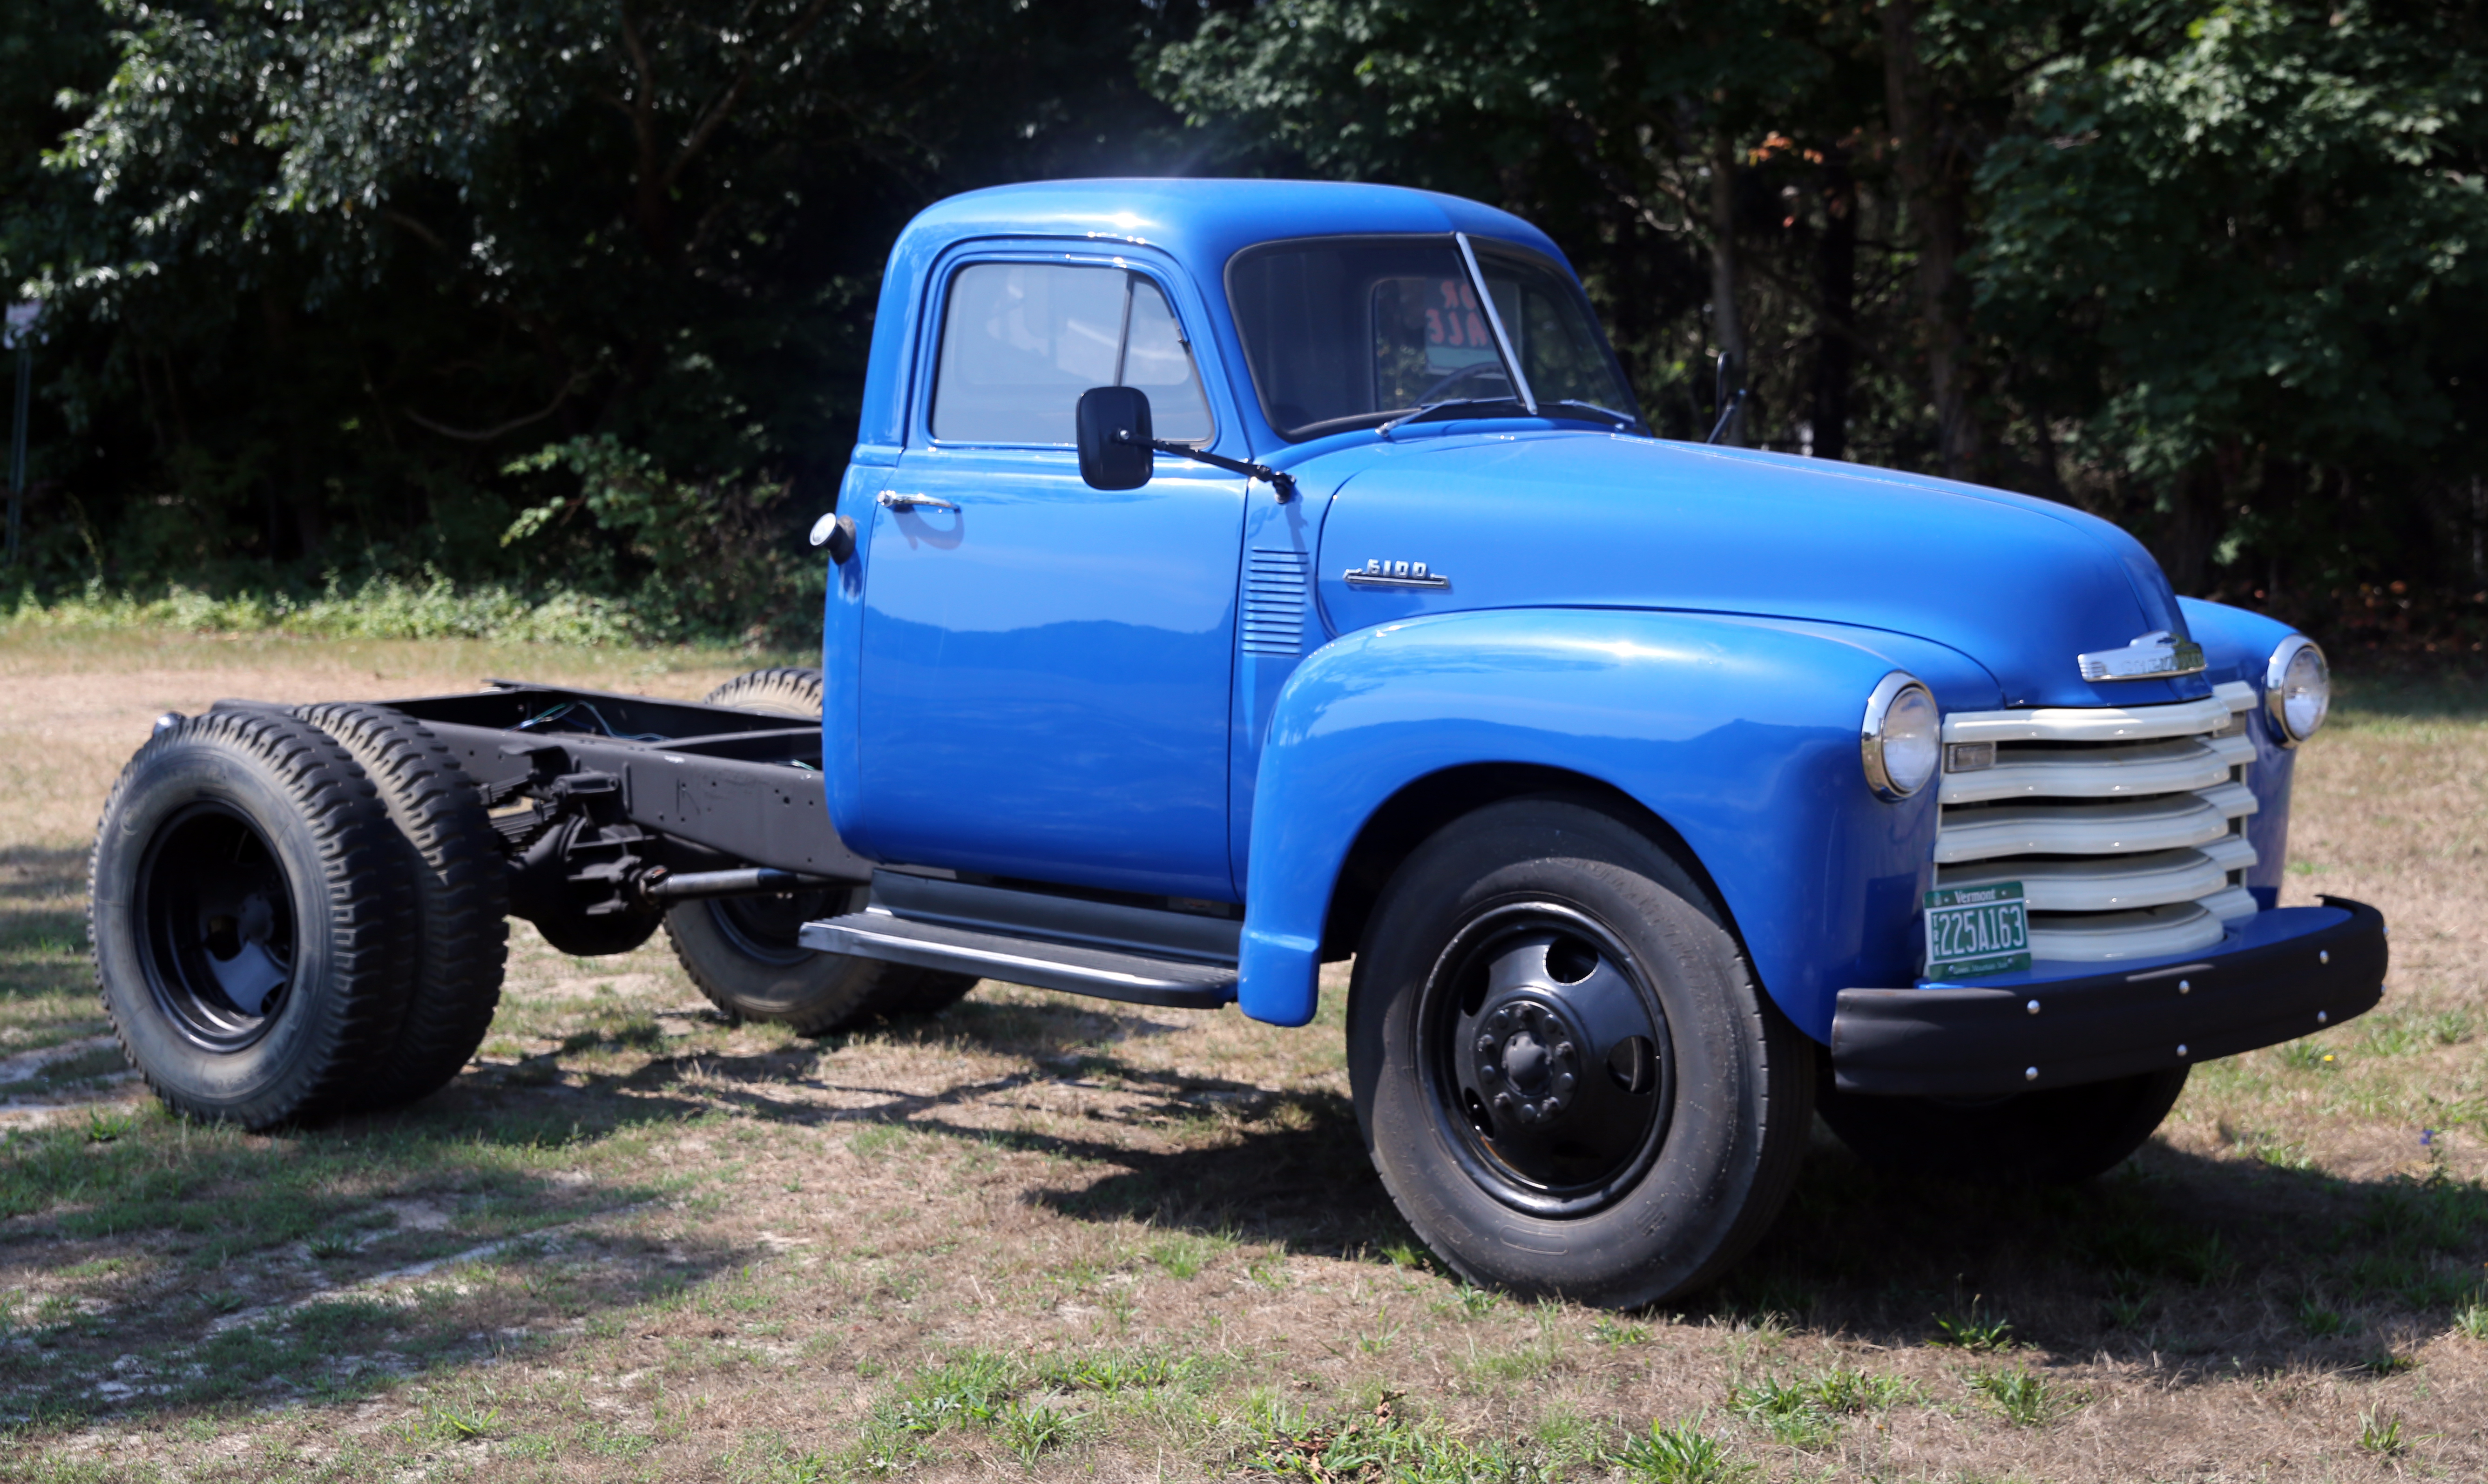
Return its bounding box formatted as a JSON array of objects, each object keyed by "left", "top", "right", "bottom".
[{"left": 1924, "top": 881, "right": 2030, "bottom": 979}]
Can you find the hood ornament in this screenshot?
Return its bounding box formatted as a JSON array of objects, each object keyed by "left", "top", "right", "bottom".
[{"left": 2077, "top": 630, "right": 2206, "bottom": 682}]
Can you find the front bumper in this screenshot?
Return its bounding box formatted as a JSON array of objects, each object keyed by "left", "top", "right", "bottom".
[{"left": 1830, "top": 897, "right": 2387, "bottom": 1097}]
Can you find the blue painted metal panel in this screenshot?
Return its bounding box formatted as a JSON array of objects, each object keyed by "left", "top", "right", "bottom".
[
  {"left": 1295, "top": 430, "right": 2206, "bottom": 712},
  {"left": 1236, "top": 607, "right": 1943, "bottom": 1037}
]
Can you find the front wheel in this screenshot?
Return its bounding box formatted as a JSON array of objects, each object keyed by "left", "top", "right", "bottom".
[
  {"left": 1816, "top": 1066, "right": 2189, "bottom": 1185},
  {"left": 1349, "top": 796, "right": 1813, "bottom": 1307}
]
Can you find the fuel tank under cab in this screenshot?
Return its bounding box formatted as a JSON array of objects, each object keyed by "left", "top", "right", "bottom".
[{"left": 1295, "top": 427, "right": 2206, "bottom": 713}]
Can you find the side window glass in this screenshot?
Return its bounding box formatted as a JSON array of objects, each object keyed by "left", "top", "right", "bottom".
[
  {"left": 931, "top": 263, "right": 1215, "bottom": 446},
  {"left": 1123, "top": 278, "right": 1212, "bottom": 443},
  {"left": 932, "top": 263, "right": 1125, "bottom": 445}
]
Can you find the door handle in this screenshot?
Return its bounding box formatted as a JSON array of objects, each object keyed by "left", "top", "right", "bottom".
[{"left": 878, "top": 492, "right": 960, "bottom": 513}]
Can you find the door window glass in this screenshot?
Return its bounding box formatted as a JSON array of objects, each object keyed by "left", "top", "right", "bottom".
[{"left": 932, "top": 263, "right": 1212, "bottom": 445}]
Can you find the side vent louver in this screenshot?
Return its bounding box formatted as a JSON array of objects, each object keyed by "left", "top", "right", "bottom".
[{"left": 1243, "top": 549, "right": 1308, "bottom": 656}]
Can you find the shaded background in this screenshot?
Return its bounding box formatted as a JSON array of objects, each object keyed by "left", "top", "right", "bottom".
[{"left": 2, "top": 0, "right": 2482, "bottom": 653}]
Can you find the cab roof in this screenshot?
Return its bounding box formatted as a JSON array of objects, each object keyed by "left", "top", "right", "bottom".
[
  {"left": 891, "top": 177, "right": 1569, "bottom": 276},
  {"left": 855, "top": 178, "right": 1575, "bottom": 455}
]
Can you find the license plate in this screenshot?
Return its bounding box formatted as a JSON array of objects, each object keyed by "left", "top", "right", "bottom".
[{"left": 1923, "top": 882, "right": 2031, "bottom": 978}]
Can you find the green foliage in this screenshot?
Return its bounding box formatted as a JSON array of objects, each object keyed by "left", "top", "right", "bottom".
[
  {"left": 1966, "top": 1366, "right": 2075, "bottom": 1427},
  {"left": 5, "top": 0, "right": 2487, "bottom": 641},
  {"left": 1615, "top": 1416, "right": 1747, "bottom": 1484}
]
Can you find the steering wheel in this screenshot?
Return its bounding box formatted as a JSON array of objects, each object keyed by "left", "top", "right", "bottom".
[{"left": 1411, "top": 360, "right": 1513, "bottom": 406}]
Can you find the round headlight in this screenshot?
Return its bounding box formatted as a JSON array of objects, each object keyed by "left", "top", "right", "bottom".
[
  {"left": 1861, "top": 674, "right": 1940, "bottom": 800},
  {"left": 2265, "top": 636, "right": 2330, "bottom": 745}
]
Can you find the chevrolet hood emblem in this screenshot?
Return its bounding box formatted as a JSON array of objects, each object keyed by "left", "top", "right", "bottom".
[{"left": 2077, "top": 630, "right": 2206, "bottom": 682}]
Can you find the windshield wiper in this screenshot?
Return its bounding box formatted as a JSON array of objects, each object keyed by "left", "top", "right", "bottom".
[
  {"left": 1378, "top": 397, "right": 1528, "bottom": 437},
  {"left": 1542, "top": 399, "right": 1639, "bottom": 428},
  {"left": 1378, "top": 397, "right": 1640, "bottom": 438}
]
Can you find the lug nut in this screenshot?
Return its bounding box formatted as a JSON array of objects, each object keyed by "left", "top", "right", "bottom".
[
  {"left": 1479, "top": 1063, "right": 1499, "bottom": 1082},
  {"left": 1554, "top": 1041, "right": 1575, "bottom": 1062},
  {"left": 1553, "top": 1072, "right": 1575, "bottom": 1096},
  {"left": 1516, "top": 1102, "right": 1539, "bottom": 1123},
  {"left": 1477, "top": 1034, "right": 1497, "bottom": 1055},
  {"left": 1492, "top": 1093, "right": 1513, "bottom": 1114}
]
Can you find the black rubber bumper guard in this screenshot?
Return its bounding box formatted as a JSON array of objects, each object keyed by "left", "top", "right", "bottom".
[{"left": 1830, "top": 896, "right": 2388, "bottom": 1098}]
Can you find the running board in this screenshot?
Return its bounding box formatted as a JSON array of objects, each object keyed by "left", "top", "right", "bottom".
[{"left": 800, "top": 911, "right": 1237, "bottom": 1009}]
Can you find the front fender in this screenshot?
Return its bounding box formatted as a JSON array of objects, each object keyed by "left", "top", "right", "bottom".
[{"left": 1237, "top": 609, "right": 1953, "bottom": 1037}]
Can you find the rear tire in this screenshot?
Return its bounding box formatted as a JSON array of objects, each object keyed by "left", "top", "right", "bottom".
[
  {"left": 298, "top": 702, "right": 509, "bottom": 1109},
  {"left": 1817, "top": 1066, "right": 2189, "bottom": 1184},
  {"left": 663, "top": 668, "right": 976, "bottom": 1031},
  {"left": 1348, "top": 796, "right": 1813, "bottom": 1307},
  {"left": 89, "top": 710, "right": 417, "bottom": 1129}
]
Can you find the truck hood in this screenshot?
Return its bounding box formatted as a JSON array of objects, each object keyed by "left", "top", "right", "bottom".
[{"left": 1303, "top": 429, "right": 2206, "bottom": 710}]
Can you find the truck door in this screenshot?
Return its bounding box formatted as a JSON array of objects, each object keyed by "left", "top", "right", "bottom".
[{"left": 852, "top": 255, "right": 1247, "bottom": 902}]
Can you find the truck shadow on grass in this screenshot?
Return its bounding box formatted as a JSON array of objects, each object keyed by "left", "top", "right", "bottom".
[
  {"left": 0, "top": 1081, "right": 751, "bottom": 1429},
  {"left": 1695, "top": 1138, "right": 2483, "bottom": 1383},
  {"left": 901, "top": 1032, "right": 2485, "bottom": 1386}
]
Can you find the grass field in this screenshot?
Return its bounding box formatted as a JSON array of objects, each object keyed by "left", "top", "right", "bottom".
[{"left": 0, "top": 626, "right": 2482, "bottom": 1483}]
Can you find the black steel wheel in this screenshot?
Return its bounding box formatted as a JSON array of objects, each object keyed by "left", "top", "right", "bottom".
[
  {"left": 1350, "top": 795, "right": 1813, "bottom": 1307},
  {"left": 90, "top": 709, "right": 418, "bottom": 1128},
  {"left": 1817, "top": 1065, "right": 2190, "bottom": 1184},
  {"left": 298, "top": 702, "right": 509, "bottom": 1109},
  {"left": 662, "top": 668, "right": 975, "bottom": 1031}
]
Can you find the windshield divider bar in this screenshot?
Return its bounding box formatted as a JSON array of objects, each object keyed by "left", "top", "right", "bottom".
[{"left": 1455, "top": 232, "right": 1536, "bottom": 417}]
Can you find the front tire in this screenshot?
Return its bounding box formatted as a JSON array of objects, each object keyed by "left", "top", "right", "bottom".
[
  {"left": 1817, "top": 1066, "right": 2189, "bottom": 1184},
  {"left": 663, "top": 668, "right": 975, "bottom": 1031},
  {"left": 1349, "top": 796, "right": 1813, "bottom": 1307},
  {"left": 89, "top": 711, "right": 418, "bottom": 1129}
]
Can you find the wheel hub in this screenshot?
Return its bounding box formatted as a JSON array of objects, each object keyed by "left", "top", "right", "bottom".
[
  {"left": 139, "top": 803, "right": 298, "bottom": 1051},
  {"left": 1421, "top": 904, "right": 1674, "bottom": 1218},
  {"left": 1473, "top": 999, "right": 1582, "bottom": 1125}
]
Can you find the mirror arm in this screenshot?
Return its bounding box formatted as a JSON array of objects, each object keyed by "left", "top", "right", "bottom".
[{"left": 1113, "top": 430, "right": 1298, "bottom": 502}]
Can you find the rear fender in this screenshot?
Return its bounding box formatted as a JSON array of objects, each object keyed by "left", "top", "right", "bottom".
[{"left": 1237, "top": 608, "right": 1958, "bottom": 1038}]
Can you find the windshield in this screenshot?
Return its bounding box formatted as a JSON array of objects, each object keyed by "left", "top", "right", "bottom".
[{"left": 1226, "top": 235, "right": 1640, "bottom": 440}]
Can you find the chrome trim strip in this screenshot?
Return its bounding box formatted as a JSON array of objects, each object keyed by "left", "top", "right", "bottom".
[
  {"left": 1943, "top": 695, "right": 2231, "bottom": 744},
  {"left": 1343, "top": 568, "right": 1450, "bottom": 589}
]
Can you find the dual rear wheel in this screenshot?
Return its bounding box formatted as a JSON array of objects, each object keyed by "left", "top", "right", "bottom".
[{"left": 89, "top": 705, "right": 497, "bottom": 1128}]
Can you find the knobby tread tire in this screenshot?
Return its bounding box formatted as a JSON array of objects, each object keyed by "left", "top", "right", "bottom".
[
  {"left": 298, "top": 702, "right": 509, "bottom": 1109},
  {"left": 89, "top": 709, "right": 419, "bottom": 1129}
]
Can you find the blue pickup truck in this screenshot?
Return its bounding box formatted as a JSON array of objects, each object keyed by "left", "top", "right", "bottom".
[{"left": 89, "top": 178, "right": 2387, "bottom": 1306}]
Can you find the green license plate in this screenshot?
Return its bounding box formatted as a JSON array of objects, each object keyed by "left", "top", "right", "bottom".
[{"left": 1923, "top": 881, "right": 2031, "bottom": 979}]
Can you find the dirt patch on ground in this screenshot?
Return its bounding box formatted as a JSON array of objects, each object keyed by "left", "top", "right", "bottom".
[{"left": 1, "top": 630, "right": 2482, "bottom": 1481}]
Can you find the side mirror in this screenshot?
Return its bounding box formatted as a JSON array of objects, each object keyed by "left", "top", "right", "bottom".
[{"left": 1076, "top": 385, "right": 1154, "bottom": 490}]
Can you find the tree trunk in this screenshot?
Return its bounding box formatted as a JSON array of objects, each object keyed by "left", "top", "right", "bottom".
[
  {"left": 1811, "top": 151, "right": 1858, "bottom": 462},
  {"left": 1707, "top": 134, "right": 1748, "bottom": 446},
  {"left": 1880, "top": 0, "right": 1982, "bottom": 479}
]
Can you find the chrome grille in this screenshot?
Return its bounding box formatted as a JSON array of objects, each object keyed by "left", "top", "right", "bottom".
[
  {"left": 1242, "top": 549, "right": 1307, "bottom": 656},
  {"left": 1934, "top": 681, "right": 2259, "bottom": 965}
]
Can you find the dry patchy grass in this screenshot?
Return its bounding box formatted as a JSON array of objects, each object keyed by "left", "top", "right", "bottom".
[{"left": 0, "top": 628, "right": 2482, "bottom": 1482}]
